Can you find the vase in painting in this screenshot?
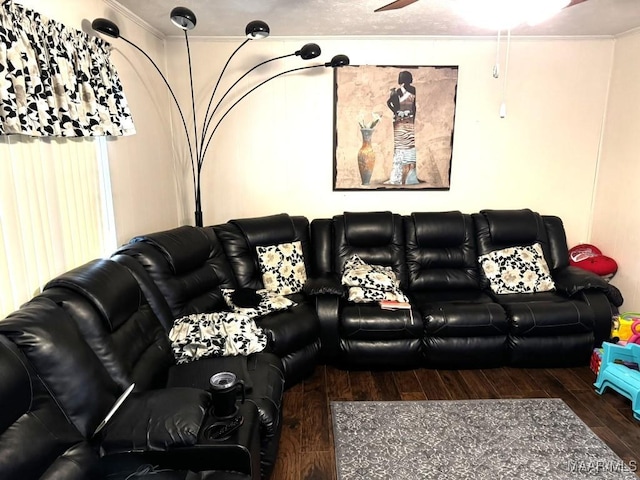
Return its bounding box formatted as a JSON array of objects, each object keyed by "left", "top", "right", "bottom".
[{"left": 357, "top": 128, "right": 376, "bottom": 185}]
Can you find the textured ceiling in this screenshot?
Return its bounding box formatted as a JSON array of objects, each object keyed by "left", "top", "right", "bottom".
[{"left": 108, "top": 0, "right": 640, "bottom": 38}]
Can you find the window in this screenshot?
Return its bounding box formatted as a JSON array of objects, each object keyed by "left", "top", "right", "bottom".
[{"left": 0, "top": 135, "right": 116, "bottom": 317}]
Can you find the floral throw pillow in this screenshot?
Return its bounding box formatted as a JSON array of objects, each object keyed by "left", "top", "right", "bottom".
[
  {"left": 256, "top": 241, "right": 307, "bottom": 295},
  {"left": 347, "top": 286, "right": 409, "bottom": 303},
  {"left": 169, "top": 311, "right": 267, "bottom": 364},
  {"left": 222, "top": 289, "right": 295, "bottom": 320},
  {"left": 341, "top": 254, "right": 409, "bottom": 303},
  {"left": 478, "top": 243, "right": 556, "bottom": 295},
  {"left": 342, "top": 254, "right": 400, "bottom": 292}
]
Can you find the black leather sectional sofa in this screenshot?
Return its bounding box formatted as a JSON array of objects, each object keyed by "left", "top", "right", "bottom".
[
  {"left": 310, "top": 210, "right": 621, "bottom": 369},
  {"left": 0, "top": 209, "right": 623, "bottom": 480}
]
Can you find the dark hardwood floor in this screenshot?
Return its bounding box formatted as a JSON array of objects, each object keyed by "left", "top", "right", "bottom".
[{"left": 271, "top": 365, "right": 640, "bottom": 479}]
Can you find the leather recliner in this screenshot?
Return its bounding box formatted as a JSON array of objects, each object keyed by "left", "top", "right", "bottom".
[
  {"left": 115, "top": 220, "right": 318, "bottom": 388},
  {"left": 39, "top": 258, "right": 282, "bottom": 478},
  {"left": 405, "top": 211, "right": 509, "bottom": 368},
  {"left": 0, "top": 306, "right": 251, "bottom": 480},
  {"left": 310, "top": 211, "right": 424, "bottom": 368},
  {"left": 310, "top": 209, "right": 622, "bottom": 369},
  {"left": 472, "top": 209, "right": 618, "bottom": 367},
  {"left": 212, "top": 213, "right": 321, "bottom": 385}
]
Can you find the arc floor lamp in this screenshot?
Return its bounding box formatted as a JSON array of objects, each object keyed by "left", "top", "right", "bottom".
[{"left": 92, "top": 7, "right": 349, "bottom": 227}]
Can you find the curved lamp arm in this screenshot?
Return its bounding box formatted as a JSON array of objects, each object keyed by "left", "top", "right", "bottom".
[
  {"left": 199, "top": 20, "right": 271, "bottom": 152},
  {"left": 199, "top": 43, "right": 322, "bottom": 170},
  {"left": 91, "top": 19, "right": 197, "bottom": 200},
  {"left": 121, "top": 36, "right": 196, "bottom": 188},
  {"left": 200, "top": 55, "right": 349, "bottom": 166},
  {"left": 199, "top": 39, "right": 251, "bottom": 149}
]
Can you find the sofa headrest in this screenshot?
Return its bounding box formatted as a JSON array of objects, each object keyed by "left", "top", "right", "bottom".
[
  {"left": 0, "top": 297, "right": 120, "bottom": 438},
  {"left": 0, "top": 336, "right": 31, "bottom": 433},
  {"left": 45, "top": 259, "right": 141, "bottom": 331},
  {"left": 231, "top": 213, "right": 296, "bottom": 247},
  {"left": 482, "top": 209, "right": 539, "bottom": 245},
  {"left": 131, "top": 226, "right": 211, "bottom": 275},
  {"left": 411, "top": 211, "right": 466, "bottom": 248},
  {"left": 343, "top": 211, "right": 394, "bottom": 247},
  {"left": 0, "top": 334, "right": 99, "bottom": 473}
]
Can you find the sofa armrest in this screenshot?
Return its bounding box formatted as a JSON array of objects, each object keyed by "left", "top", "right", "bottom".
[
  {"left": 107, "top": 403, "right": 260, "bottom": 478},
  {"left": 315, "top": 295, "right": 341, "bottom": 362},
  {"left": 98, "top": 388, "right": 209, "bottom": 455},
  {"left": 303, "top": 274, "right": 345, "bottom": 297},
  {"left": 302, "top": 274, "right": 344, "bottom": 364},
  {"left": 553, "top": 266, "right": 623, "bottom": 307}
]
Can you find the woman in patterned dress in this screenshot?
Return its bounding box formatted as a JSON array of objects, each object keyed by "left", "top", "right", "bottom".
[{"left": 384, "top": 70, "right": 420, "bottom": 185}]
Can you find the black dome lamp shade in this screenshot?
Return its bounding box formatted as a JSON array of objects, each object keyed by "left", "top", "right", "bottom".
[
  {"left": 296, "top": 43, "right": 321, "bottom": 60},
  {"left": 91, "top": 18, "right": 120, "bottom": 39},
  {"left": 245, "top": 20, "right": 270, "bottom": 39},
  {"left": 170, "top": 7, "right": 197, "bottom": 30},
  {"left": 328, "top": 54, "right": 350, "bottom": 67}
]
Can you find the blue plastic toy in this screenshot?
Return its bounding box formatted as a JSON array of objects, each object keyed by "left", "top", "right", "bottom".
[{"left": 594, "top": 342, "right": 640, "bottom": 421}]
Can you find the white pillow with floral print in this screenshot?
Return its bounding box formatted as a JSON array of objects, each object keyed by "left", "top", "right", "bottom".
[
  {"left": 478, "top": 243, "right": 556, "bottom": 295},
  {"left": 169, "top": 311, "right": 267, "bottom": 364},
  {"left": 256, "top": 241, "right": 307, "bottom": 295},
  {"left": 341, "top": 254, "right": 401, "bottom": 292},
  {"left": 221, "top": 289, "right": 295, "bottom": 320},
  {"left": 341, "top": 254, "right": 409, "bottom": 304},
  {"left": 347, "top": 286, "right": 409, "bottom": 304}
]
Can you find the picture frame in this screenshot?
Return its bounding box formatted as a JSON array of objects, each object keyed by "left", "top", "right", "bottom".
[{"left": 333, "top": 65, "right": 458, "bottom": 191}]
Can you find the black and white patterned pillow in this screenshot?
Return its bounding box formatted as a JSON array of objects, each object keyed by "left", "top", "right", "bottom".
[
  {"left": 478, "top": 243, "right": 556, "bottom": 295},
  {"left": 342, "top": 254, "right": 401, "bottom": 292},
  {"left": 256, "top": 241, "right": 307, "bottom": 295},
  {"left": 169, "top": 312, "right": 267, "bottom": 364},
  {"left": 221, "top": 289, "right": 295, "bottom": 320},
  {"left": 347, "top": 286, "right": 409, "bottom": 303},
  {"left": 341, "top": 254, "right": 409, "bottom": 303}
]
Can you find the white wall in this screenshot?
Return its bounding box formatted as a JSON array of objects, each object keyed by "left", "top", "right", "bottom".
[
  {"left": 591, "top": 29, "right": 640, "bottom": 311},
  {"left": 167, "top": 36, "right": 613, "bottom": 248},
  {"left": 10, "top": 2, "right": 635, "bottom": 307},
  {"left": 15, "top": 0, "right": 180, "bottom": 245}
]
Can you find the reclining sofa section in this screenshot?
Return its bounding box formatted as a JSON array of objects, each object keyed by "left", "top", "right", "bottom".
[
  {"left": 114, "top": 214, "right": 321, "bottom": 387},
  {"left": 310, "top": 209, "right": 621, "bottom": 368},
  {"left": 39, "top": 257, "right": 282, "bottom": 479},
  {"left": 0, "top": 301, "right": 252, "bottom": 480},
  {"left": 0, "top": 208, "right": 623, "bottom": 480},
  {"left": 113, "top": 208, "right": 619, "bottom": 371},
  {"left": 0, "top": 335, "right": 250, "bottom": 480}
]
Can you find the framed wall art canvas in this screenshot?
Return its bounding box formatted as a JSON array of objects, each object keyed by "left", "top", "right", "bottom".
[{"left": 333, "top": 65, "right": 458, "bottom": 191}]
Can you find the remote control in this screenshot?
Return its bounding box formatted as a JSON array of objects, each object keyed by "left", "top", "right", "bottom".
[{"left": 208, "top": 415, "right": 244, "bottom": 440}]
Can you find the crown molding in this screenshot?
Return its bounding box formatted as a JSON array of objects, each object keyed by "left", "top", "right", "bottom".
[
  {"left": 102, "top": 0, "right": 165, "bottom": 40},
  {"left": 615, "top": 25, "right": 640, "bottom": 39}
]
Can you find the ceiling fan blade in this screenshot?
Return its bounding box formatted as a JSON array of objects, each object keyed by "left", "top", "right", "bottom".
[
  {"left": 374, "top": 0, "right": 420, "bottom": 13},
  {"left": 565, "top": 0, "right": 588, "bottom": 8}
]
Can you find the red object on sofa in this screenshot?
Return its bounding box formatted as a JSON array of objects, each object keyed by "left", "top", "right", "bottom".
[{"left": 569, "top": 244, "right": 618, "bottom": 279}]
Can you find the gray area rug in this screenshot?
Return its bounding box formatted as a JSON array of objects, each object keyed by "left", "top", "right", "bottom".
[{"left": 331, "top": 399, "right": 637, "bottom": 479}]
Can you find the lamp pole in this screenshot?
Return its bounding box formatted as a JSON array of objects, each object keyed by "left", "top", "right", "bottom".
[{"left": 92, "top": 11, "right": 349, "bottom": 227}]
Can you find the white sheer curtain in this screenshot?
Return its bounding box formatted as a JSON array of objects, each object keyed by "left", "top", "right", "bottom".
[
  {"left": 0, "top": 135, "right": 115, "bottom": 317},
  {"left": 0, "top": 1, "right": 127, "bottom": 317}
]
